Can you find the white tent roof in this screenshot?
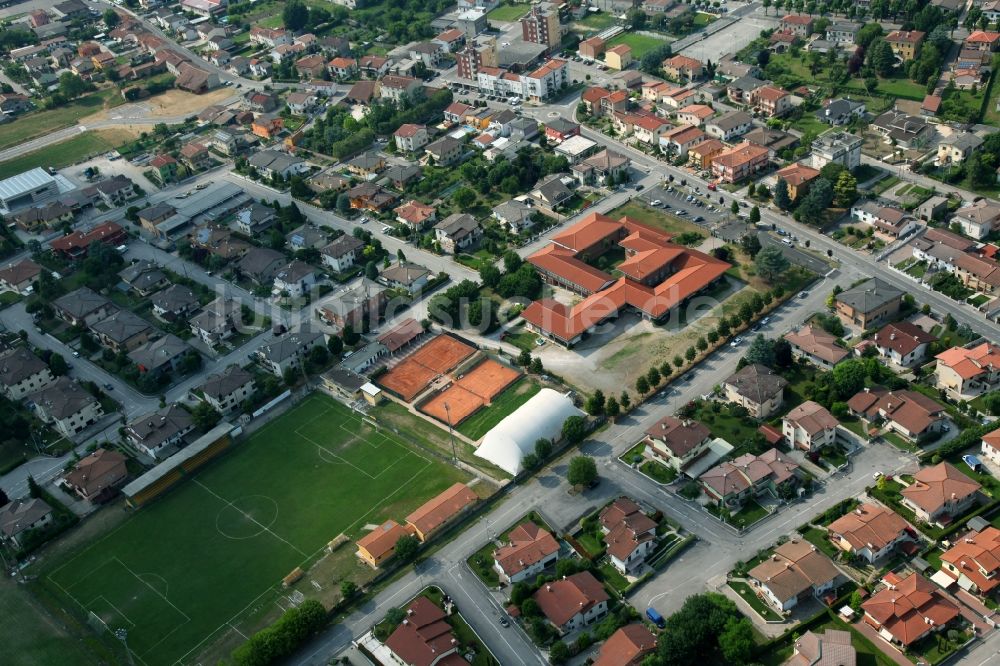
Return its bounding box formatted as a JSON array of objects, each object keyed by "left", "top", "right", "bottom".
[{"left": 475, "top": 388, "right": 584, "bottom": 475}]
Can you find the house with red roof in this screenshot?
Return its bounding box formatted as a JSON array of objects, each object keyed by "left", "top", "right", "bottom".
[
  {"left": 872, "top": 321, "right": 936, "bottom": 368},
  {"left": 50, "top": 222, "right": 126, "bottom": 260},
  {"left": 676, "top": 104, "right": 714, "bottom": 126},
  {"left": 782, "top": 400, "right": 839, "bottom": 452},
  {"left": 700, "top": 449, "right": 800, "bottom": 508},
  {"left": 847, "top": 386, "right": 948, "bottom": 443},
  {"left": 593, "top": 624, "right": 657, "bottom": 666},
  {"left": 533, "top": 571, "right": 610, "bottom": 634},
  {"left": 662, "top": 54, "right": 703, "bottom": 81},
  {"left": 783, "top": 324, "right": 848, "bottom": 369},
  {"left": 750, "top": 85, "right": 792, "bottom": 117},
  {"left": 404, "top": 483, "right": 477, "bottom": 542},
  {"left": 383, "top": 597, "right": 466, "bottom": 666},
  {"left": 966, "top": 30, "right": 1000, "bottom": 52},
  {"left": 982, "top": 428, "right": 1000, "bottom": 466},
  {"left": 659, "top": 124, "right": 708, "bottom": 158},
  {"left": 599, "top": 498, "right": 658, "bottom": 573},
  {"left": 827, "top": 503, "right": 914, "bottom": 563},
  {"left": 935, "top": 342, "right": 1000, "bottom": 398},
  {"left": 395, "top": 200, "right": 437, "bottom": 230},
  {"left": 862, "top": 572, "right": 959, "bottom": 647},
  {"left": 393, "top": 123, "right": 429, "bottom": 153},
  {"left": 521, "top": 212, "right": 730, "bottom": 346},
  {"left": 774, "top": 163, "right": 820, "bottom": 201},
  {"left": 898, "top": 462, "right": 980, "bottom": 525},
  {"left": 938, "top": 526, "right": 1000, "bottom": 595},
  {"left": 356, "top": 520, "right": 414, "bottom": 568},
  {"left": 493, "top": 522, "right": 560, "bottom": 584},
  {"left": 643, "top": 416, "right": 712, "bottom": 472},
  {"left": 710, "top": 141, "right": 770, "bottom": 183},
  {"left": 779, "top": 14, "right": 814, "bottom": 37}
]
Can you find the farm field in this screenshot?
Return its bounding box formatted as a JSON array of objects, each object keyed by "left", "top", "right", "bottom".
[{"left": 39, "top": 393, "right": 470, "bottom": 666}]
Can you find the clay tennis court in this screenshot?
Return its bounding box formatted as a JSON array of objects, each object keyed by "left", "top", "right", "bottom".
[
  {"left": 420, "top": 359, "right": 523, "bottom": 425},
  {"left": 377, "top": 335, "right": 477, "bottom": 401}
]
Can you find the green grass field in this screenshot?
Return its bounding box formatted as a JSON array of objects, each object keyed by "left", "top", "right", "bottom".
[
  {"left": 608, "top": 201, "right": 705, "bottom": 237},
  {"left": 457, "top": 378, "right": 541, "bottom": 440},
  {"left": 487, "top": 2, "right": 530, "bottom": 21},
  {"left": 0, "top": 131, "right": 130, "bottom": 180},
  {"left": 0, "top": 89, "right": 122, "bottom": 152},
  {"left": 40, "top": 393, "right": 470, "bottom": 666},
  {"left": 606, "top": 32, "right": 671, "bottom": 58}
]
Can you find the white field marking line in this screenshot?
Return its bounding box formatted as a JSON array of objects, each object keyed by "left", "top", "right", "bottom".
[
  {"left": 137, "top": 572, "right": 170, "bottom": 598},
  {"left": 299, "top": 428, "right": 378, "bottom": 480},
  {"left": 192, "top": 480, "right": 308, "bottom": 558},
  {"left": 175, "top": 587, "right": 278, "bottom": 666},
  {"left": 88, "top": 594, "right": 136, "bottom": 628},
  {"left": 114, "top": 557, "right": 191, "bottom": 622},
  {"left": 213, "top": 494, "right": 281, "bottom": 541},
  {"left": 228, "top": 622, "right": 249, "bottom": 640}
]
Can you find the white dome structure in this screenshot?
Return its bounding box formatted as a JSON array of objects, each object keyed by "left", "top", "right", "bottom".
[{"left": 475, "top": 388, "right": 584, "bottom": 475}]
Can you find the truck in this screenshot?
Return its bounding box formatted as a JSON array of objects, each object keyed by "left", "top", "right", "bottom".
[{"left": 646, "top": 607, "right": 666, "bottom": 629}]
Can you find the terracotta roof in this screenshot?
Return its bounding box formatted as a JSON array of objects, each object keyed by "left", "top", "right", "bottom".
[
  {"left": 848, "top": 387, "right": 945, "bottom": 436},
  {"left": 394, "top": 123, "right": 425, "bottom": 138},
  {"left": 405, "top": 483, "right": 477, "bottom": 537},
  {"left": 384, "top": 597, "right": 458, "bottom": 666},
  {"left": 788, "top": 630, "right": 856, "bottom": 666},
  {"left": 936, "top": 342, "right": 1000, "bottom": 380},
  {"left": 661, "top": 124, "right": 706, "bottom": 145},
  {"left": 711, "top": 141, "right": 769, "bottom": 169},
  {"left": 781, "top": 13, "right": 813, "bottom": 24},
  {"left": 593, "top": 624, "right": 657, "bottom": 666},
  {"left": 784, "top": 400, "right": 839, "bottom": 435},
  {"left": 377, "top": 318, "right": 423, "bottom": 351},
  {"left": 601, "top": 499, "right": 657, "bottom": 562},
  {"left": 940, "top": 526, "right": 1000, "bottom": 593},
  {"left": 873, "top": 321, "right": 936, "bottom": 357},
  {"left": 983, "top": 427, "right": 1000, "bottom": 451},
  {"left": 828, "top": 503, "right": 909, "bottom": 552},
  {"left": 775, "top": 163, "right": 820, "bottom": 188},
  {"left": 533, "top": 571, "right": 609, "bottom": 627},
  {"left": 677, "top": 104, "right": 714, "bottom": 120},
  {"left": 967, "top": 30, "right": 1000, "bottom": 44},
  {"left": 356, "top": 520, "right": 412, "bottom": 561},
  {"left": 493, "top": 522, "right": 560, "bottom": 576},
  {"left": 901, "top": 462, "right": 980, "bottom": 517},
  {"left": 784, "top": 324, "right": 849, "bottom": 365},
  {"left": 395, "top": 200, "right": 436, "bottom": 225},
  {"left": 0, "top": 259, "right": 41, "bottom": 287},
  {"left": 755, "top": 85, "right": 788, "bottom": 101},
  {"left": 63, "top": 448, "right": 127, "bottom": 497},
  {"left": 664, "top": 54, "right": 702, "bottom": 69},
  {"left": 645, "top": 416, "right": 710, "bottom": 457},
  {"left": 887, "top": 30, "right": 925, "bottom": 44},
  {"left": 606, "top": 44, "right": 631, "bottom": 56},
  {"left": 701, "top": 448, "right": 798, "bottom": 497},
  {"left": 862, "top": 573, "right": 959, "bottom": 645},
  {"left": 749, "top": 540, "right": 840, "bottom": 603}
]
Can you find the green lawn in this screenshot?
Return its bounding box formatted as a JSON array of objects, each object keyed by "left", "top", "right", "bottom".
[
  {"left": 456, "top": 378, "right": 541, "bottom": 440},
  {"left": 606, "top": 32, "right": 672, "bottom": 58},
  {"left": 487, "top": 2, "right": 530, "bottom": 21},
  {"left": 640, "top": 459, "right": 678, "bottom": 484},
  {"left": 882, "top": 431, "right": 919, "bottom": 452},
  {"left": 39, "top": 393, "right": 471, "bottom": 666},
  {"left": 0, "top": 580, "right": 113, "bottom": 666},
  {"left": 0, "top": 89, "right": 122, "bottom": 152},
  {"left": 728, "top": 580, "right": 783, "bottom": 621},
  {"left": 608, "top": 201, "right": 705, "bottom": 237},
  {"left": 575, "top": 12, "right": 618, "bottom": 30},
  {"left": 692, "top": 12, "right": 717, "bottom": 27},
  {"left": 0, "top": 131, "right": 128, "bottom": 180},
  {"left": 802, "top": 526, "right": 840, "bottom": 559},
  {"left": 596, "top": 560, "right": 630, "bottom": 593},
  {"left": 729, "top": 499, "right": 768, "bottom": 527},
  {"left": 501, "top": 328, "right": 540, "bottom": 354}
]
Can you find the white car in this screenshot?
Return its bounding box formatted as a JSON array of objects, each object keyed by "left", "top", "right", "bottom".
[
  {"left": 873, "top": 471, "right": 883, "bottom": 480},
  {"left": 651, "top": 199, "right": 662, "bottom": 207}
]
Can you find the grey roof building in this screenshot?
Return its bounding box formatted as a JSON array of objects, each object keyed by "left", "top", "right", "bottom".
[
  {"left": 90, "top": 310, "right": 154, "bottom": 350},
  {"left": 128, "top": 334, "right": 191, "bottom": 373},
  {"left": 725, "top": 364, "right": 788, "bottom": 407},
  {"left": 835, "top": 278, "right": 904, "bottom": 313},
  {"left": 0, "top": 347, "right": 50, "bottom": 390},
  {"left": 255, "top": 329, "right": 325, "bottom": 375},
  {"left": 151, "top": 284, "right": 200, "bottom": 320},
  {"left": 200, "top": 365, "right": 255, "bottom": 402},
  {"left": 119, "top": 260, "right": 168, "bottom": 295},
  {"left": 0, "top": 498, "right": 53, "bottom": 543},
  {"left": 53, "top": 287, "right": 117, "bottom": 325},
  {"left": 238, "top": 247, "right": 286, "bottom": 284},
  {"left": 125, "top": 404, "right": 194, "bottom": 457}
]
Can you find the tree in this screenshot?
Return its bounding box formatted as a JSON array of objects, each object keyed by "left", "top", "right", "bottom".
[
  {"left": 620, "top": 391, "right": 631, "bottom": 409},
  {"left": 567, "top": 455, "right": 598, "bottom": 487},
  {"left": 192, "top": 402, "right": 221, "bottom": 431},
  {"left": 534, "top": 438, "right": 553, "bottom": 459},
  {"left": 548, "top": 641, "right": 570, "bottom": 665},
  {"left": 27, "top": 475, "right": 40, "bottom": 499},
  {"left": 636, "top": 375, "right": 650, "bottom": 395},
  {"left": 719, "top": 618, "right": 756, "bottom": 664},
  {"left": 744, "top": 335, "right": 775, "bottom": 367},
  {"left": 48, "top": 352, "right": 68, "bottom": 376},
  {"left": 774, "top": 338, "right": 793, "bottom": 367},
  {"left": 518, "top": 349, "right": 532, "bottom": 366},
  {"left": 685, "top": 346, "right": 696, "bottom": 361},
  {"left": 57, "top": 72, "right": 91, "bottom": 100},
  {"left": 0, "top": 487, "right": 7, "bottom": 507},
  {"left": 452, "top": 187, "right": 476, "bottom": 208},
  {"left": 328, "top": 334, "right": 344, "bottom": 357},
  {"left": 740, "top": 233, "right": 762, "bottom": 258},
  {"left": 394, "top": 534, "right": 420, "bottom": 563},
  {"left": 833, "top": 171, "right": 858, "bottom": 207},
  {"left": 479, "top": 264, "right": 501, "bottom": 288},
  {"left": 647, "top": 366, "right": 661, "bottom": 386},
  {"left": 562, "top": 415, "right": 588, "bottom": 444},
  {"left": 530, "top": 357, "right": 543, "bottom": 374},
  {"left": 832, "top": 359, "right": 868, "bottom": 399},
  {"left": 103, "top": 8, "right": 120, "bottom": 28},
  {"left": 283, "top": 0, "right": 309, "bottom": 31},
  {"left": 336, "top": 193, "right": 351, "bottom": 215},
  {"left": 869, "top": 39, "right": 896, "bottom": 76},
  {"left": 340, "top": 581, "right": 358, "bottom": 599},
  {"left": 749, "top": 205, "right": 760, "bottom": 225},
  {"left": 754, "top": 246, "right": 790, "bottom": 281},
  {"left": 605, "top": 396, "right": 620, "bottom": 419},
  {"left": 774, "top": 178, "right": 792, "bottom": 210},
  {"left": 730, "top": 200, "right": 740, "bottom": 215},
  {"left": 585, "top": 389, "right": 606, "bottom": 416},
  {"left": 364, "top": 261, "right": 379, "bottom": 280}
]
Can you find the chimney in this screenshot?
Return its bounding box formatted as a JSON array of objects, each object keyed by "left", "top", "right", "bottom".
[
  {"left": 546, "top": 584, "right": 552, "bottom": 592},
  {"left": 952, "top": 492, "right": 957, "bottom": 499},
  {"left": 890, "top": 333, "right": 896, "bottom": 341}
]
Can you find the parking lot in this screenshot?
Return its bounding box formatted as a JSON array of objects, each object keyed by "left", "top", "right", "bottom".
[{"left": 635, "top": 182, "right": 740, "bottom": 229}]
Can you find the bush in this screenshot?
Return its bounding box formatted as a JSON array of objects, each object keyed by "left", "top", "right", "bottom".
[{"left": 231, "top": 599, "right": 327, "bottom": 666}]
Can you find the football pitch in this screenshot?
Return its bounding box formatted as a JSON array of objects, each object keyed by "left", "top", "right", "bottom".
[{"left": 41, "top": 393, "right": 470, "bottom": 666}]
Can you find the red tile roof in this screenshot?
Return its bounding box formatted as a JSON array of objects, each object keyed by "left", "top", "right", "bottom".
[
  {"left": 873, "top": 321, "right": 936, "bottom": 357},
  {"left": 940, "top": 526, "right": 1000, "bottom": 593},
  {"left": 775, "top": 163, "right": 820, "bottom": 188},
  {"left": 533, "top": 571, "right": 609, "bottom": 627},
  {"left": 405, "top": 483, "right": 477, "bottom": 537},
  {"left": 384, "top": 597, "right": 458, "bottom": 666},
  {"left": 900, "top": 462, "right": 980, "bottom": 517},
  {"left": 828, "top": 503, "right": 910, "bottom": 552},
  {"left": 493, "top": 522, "right": 559, "bottom": 577},
  {"left": 863, "top": 573, "right": 959, "bottom": 645},
  {"left": 593, "top": 624, "right": 657, "bottom": 666},
  {"left": 936, "top": 342, "right": 1000, "bottom": 380}
]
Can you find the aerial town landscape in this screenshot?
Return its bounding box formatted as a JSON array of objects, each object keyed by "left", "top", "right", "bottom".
[{"left": 8, "top": 0, "right": 1000, "bottom": 665}]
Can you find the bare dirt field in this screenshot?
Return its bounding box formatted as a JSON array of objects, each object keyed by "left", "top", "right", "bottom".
[{"left": 81, "top": 88, "right": 235, "bottom": 124}]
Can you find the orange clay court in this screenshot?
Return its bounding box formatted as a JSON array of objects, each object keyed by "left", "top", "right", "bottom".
[
  {"left": 378, "top": 335, "right": 477, "bottom": 401},
  {"left": 420, "top": 359, "right": 522, "bottom": 425}
]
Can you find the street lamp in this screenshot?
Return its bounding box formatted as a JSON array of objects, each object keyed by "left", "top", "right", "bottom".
[
  {"left": 444, "top": 402, "right": 457, "bottom": 463},
  {"left": 115, "top": 628, "right": 135, "bottom": 666}
]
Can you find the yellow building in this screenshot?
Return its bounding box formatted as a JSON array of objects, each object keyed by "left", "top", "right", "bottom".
[
  {"left": 604, "top": 44, "right": 633, "bottom": 71},
  {"left": 886, "top": 30, "right": 925, "bottom": 61}
]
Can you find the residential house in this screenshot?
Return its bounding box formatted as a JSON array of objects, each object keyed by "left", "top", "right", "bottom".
[
  {"left": 238, "top": 247, "right": 286, "bottom": 286},
  {"left": 851, "top": 202, "right": 920, "bottom": 241},
  {"left": 872, "top": 321, "right": 936, "bottom": 368},
  {"left": 780, "top": 14, "right": 814, "bottom": 37},
  {"left": 395, "top": 200, "right": 437, "bottom": 230},
  {"left": 0, "top": 259, "right": 42, "bottom": 294},
  {"left": 179, "top": 141, "right": 212, "bottom": 170},
  {"left": 125, "top": 404, "right": 194, "bottom": 459},
  {"left": 828, "top": 504, "right": 913, "bottom": 563},
  {"left": 29, "top": 377, "right": 103, "bottom": 439},
  {"left": 935, "top": 343, "right": 1000, "bottom": 398},
  {"left": 886, "top": 30, "right": 925, "bottom": 60},
  {"left": 379, "top": 75, "right": 423, "bottom": 102},
  {"left": 782, "top": 401, "right": 839, "bottom": 452},
  {"left": 533, "top": 571, "right": 610, "bottom": 634},
  {"left": 62, "top": 448, "right": 126, "bottom": 503},
  {"left": 404, "top": 483, "right": 477, "bottom": 542},
  {"left": 938, "top": 526, "right": 1000, "bottom": 595},
  {"left": 150, "top": 154, "right": 179, "bottom": 182},
  {"left": 544, "top": 117, "right": 581, "bottom": 142},
  {"left": 784, "top": 324, "right": 849, "bottom": 369},
  {"left": 749, "top": 539, "right": 841, "bottom": 612},
  {"left": 826, "top": 21, "right": 861, "bottom": 44},
  {"left": 90, "top": 310, "right": 154, "bottom": 353},
  {"left": 52, "top": 287, "right": 117, "bottom": 327},
  {"left": 0, "top": 498, "right": 53, "bottom": 549},
  {"left": 199, "top": 365, "right": 255, "bottom": 414},
  {"left": 272, "top": 260, "right": 318, "bottom": 298},
  {"left": 118, "top": 260, "right": 168, "bottom": 296},
  {"left": 817, "top": 98, "right": 866, "bottom": 125},
  {"left": 50, "top": 222, "right": 126, "bottom": 260},
  {"left": 659, "top": 125, "right": 708, "bottom": 158},
  {"left": 751, "top": 86, "right": 792, "bottom": 117},
  {"left": 710, "top": 142, "right": 770, "bottom": 183},
  {"left": 254, "top": 329, "right": 326, "bottom": 376},
  {"left": 128, "top": 334, "right": 190, "bottom": 376},
  {"left": 235, "top": 202, "right": 277, "bottom": 236},
  {"left": 723, "top": 364, "right": 788, "bottom": 418},
  {"left": 434, "top": 214, "right": 482, "bottom": 254},
  {"left": 952, "top": 198, "right": 1000, "bottom": 240},
  {"left": 424, "top": 136, "right": 464, "bottom": 167},
  {"left": 320, "top": 234, "right": 364, "bottom": 273},
  {"left": 688, "top": 139, "right": 726, "bottom": 169},
  {"left": 493, "top": 521, "right": 560, "bottom": 584},
  {"left": 676, "top": 104, "right": 714, "bottom": 126},
  {"left": 327, "top": 57, "right": 357, "bottom": 79},
  {"left": 774, "top": 164, "right": 820, "bottom": 202},
  {"left": 643, "top": 416, "right": 712, "bottom": 472},
  {"left": 870, "top": 110, "right": 930, "bottom": 150},
  {"left": 663, "top": 54, "right": 703, "bottom": 81},
  {"left": 355, "top": 520, "right": 413, "bottom": 568},
  {"left": 572, "top": 149, "right": 630, "bottom": 185},
  {"left": 705, "top": 110, "right": 753, "bottom": 141},
  {"left": 938, "top": 132, "right": 984, "bottom": 165},
  {"left": 847, "top": 387, "right": 948, "bottom": 443},
  {"left": 294, "top": 55, "right": 326, "bottom": 79},
  {"left": 862, "top": 573, "right": 959, "bottom": 647},
  {"left": 578, "top": 36, "right": 605, "bottom": 60},
  {"left": 593, "top": 625, "right": 657, "bottom": 666},
  {"left": 600, "top": 498, "right": 658, "bottom": 573},
  {"left": 10, "top": 203, "right": 73, "bottom": 232},
  {"left": 0, "top": 347, "right": 54, "bottom": 400},
  {"left": 379, "top": 262, "right": 431, "bottom": 294},
  {"left": 382, "top": 597, "right": 461, "bottom": 666},
  {"left": 250, "top": 114, "right": 284, "bottom": 141},
  {"left": 604, "top": 44, "right": 632, "bottom": 70},
  {"left": 492, "top": 199, "right": 534, "bottom": 234},
  {"left": 189, "top": 298, "right": 241, "bottom": 344},
  {"left": 700, "top": 449, "right": 799, "bottom": 508},
  {"left": 811, "top": 131, "right": 863, "bottom": 170},
  {"left": 285, "top": 91, "right": 317, "bottom": 114},
  {"left": 393, "top": 123, "right": 429, "bottom": 153},
  {"left": 834, "top": 278, "right": 903, "bottom": 329},
  {"left": 384, "top": 164, "right": 423, "bottom": 189}
]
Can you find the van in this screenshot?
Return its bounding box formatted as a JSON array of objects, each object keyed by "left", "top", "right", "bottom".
[{"left": 646, "top": 607, "right": 666, "bottom": 629}]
